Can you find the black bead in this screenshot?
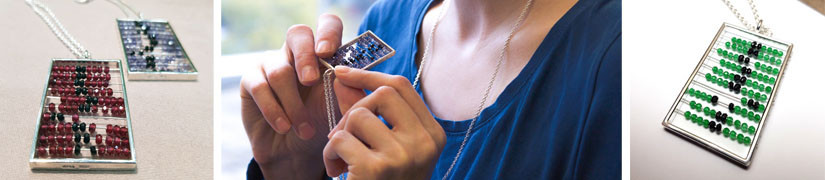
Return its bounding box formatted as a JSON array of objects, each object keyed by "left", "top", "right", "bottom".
[
  {"left": 757, "top": 44, "right": 763, "bottom": 50},
  {"left": 744, "top": 57, "right": 750, "bottom": 64},
  {"left": 734, "top": 83, "right": 741, "bottom": 93},
  {"left": 740, "top": 76, "right": 747, "bottom": 84},
  {"left": 80, "top": 122, "right": 86, "bottom": 132},
  {"left": 728, "top": 81, "right": 734, "bottom": 90},
  {"left": 753, "top": 101, "right": 760, "bottom": 110},
  {"left": 715, "top": 123, "right": 722, "bottom": 132},
  {"left": 74, "top": 133, "right": 81, "bottom": 143},
  {"left": 734, "top": 74, "right": 741, "bottom": 82},
  {"left": 72, "top": 123, "right": 79, "bottom": 132},
  {"left": 84, "top": 105, "right": 91, "bottom": 112},
  {"left": 721, "top": 113, "right": 728, "bottom": 123},
  {"left": 711, "top": 96, "right": 719, "bottom": 104},
  {"left": 57, "top": 113, "right": 64, "bottom": 121},
  {"left": 748, "top": 99, "right": 755, "bottom": 108},
  {"left": 90, "top": 146, "right": 97, "bottom": 155},
  {"left": 715, "top": 111, "right": 722, "bottom": 121},
  {"left": 741, "top": 67, "right": 747, "bottom": 74},
  {"left": 49, "top": 112, "right": 55, "bottom": 121},
  {"left": 709, "top": 121, "right": 717, "bottom": 132},
  {"left": 83, "top": 133, "right": 90, "bottom": 144},
  {"left": 75, "top": 145, "right": 81, "bottom": 155},
  {"left": 738, "top": 55, "right": 744, "bottom": 63},
  {"left": 729, "top": 103, "right": 735, "bottom": 111},
  {"left": 751, "top": 41, "right": 757, "bottom": 48}
]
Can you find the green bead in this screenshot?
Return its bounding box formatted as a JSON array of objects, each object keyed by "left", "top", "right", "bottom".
[
  {"left": 746, "top": 79, "right": 752, "bottom": 87},
  {"left": 754, "top": 114, "right": 761, "bottom": 122},
  {"left": 726, "top": 42, "right": 731, "bottom": 48},
  {"left": 696, "top": 103, "right": 702, "bottom": 111},
  {"left": 776, "top": 59, "right": 782, "bottom": 66},
  {"left": 690, "top": 101, "right": 696, "bottom": 108},
  {"left": 723, "top": 128, "right": 730, "bottom": 137},
  {"left": 748, "top": 111, "right": 754, "bottom": 120},
  {"left": 773, "top": 49, "right": 779, "bottom": 56},
  {"left": 761, "top": 94, "right": 767, "bottom": 102},
  {"left": 703, "top": 119, "right": 709, "bottom": 128},
  {"left": 767, "top": 47, "right": 773, "bottom": 53},
  {"left": 712, "top": 67, "right": 718, "bottom": 74},
  {"left": 742, "top": 122, "right": 748, "bottom": 131},
  {"left": 704, "top": 107, "right": 710, "bottom": 114},
  {"left": 748, "top": 90, "right": 754, "bottom": 98},
  {"left": 691, "top": 114, "right": 698, "bottom": 122},
  {"left": 745, "top": 136, "right": 751, "bottom": 145},
  {"left": 755, "top": 92, "right": 762, "bottom": 100},
  {"left": 778, "top": 51, "right": 783, "bottom": 57},
  {"left": 734, "top": 120, "right": 741, "bottom": 129},
  {"left": 773, "top": 68, "right": 779, "bottom": 75},
  {"left": 727, "top": 117, "right": 733, "bottom": 126},
  {"left": 737, "top": 134, "right": 744, "bottom": 143},
  {"left": 710, "top": 109, "right": 716, "bottom": 117},
  {"left": 769, "top": 77, "right": 775, "bottom": 84},
  {"left": 684, "top": 111, "right": 691, "bottom": 119},
  {"left": 749, "top": 126, "right": 755, "bottom": 134},
  {"left": 731, "top": 37, "right": 736, "bottom": 43},
  {"left": 735, "top": 106, "right": 741, "bottom": 114},
  {"left": 758, "top": 53, "right": 764, "bottom": 60},
  {"left": 741, "top": 97, "right": 747, "bottom": 105},
  {"left": 730, "top": 131, "right": 738, "bottom": 140},
  {"left": 759, "top": 104, "right": 765, "bottom": 112}
]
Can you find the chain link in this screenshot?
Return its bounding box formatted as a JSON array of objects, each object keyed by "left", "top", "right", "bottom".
[
  {"left": 324, "top": 69, "right": 337, "bottom": 132},
  {"left": 722, "top": 0, "right": 772, "bottom": 36},
  {"left": 26, "top": 0, "right": 91, "bottom": 59}
]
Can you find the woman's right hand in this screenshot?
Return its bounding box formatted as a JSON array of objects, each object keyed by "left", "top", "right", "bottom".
[{"left": 240, "top": 13, "right": 345, "bottom": 179}]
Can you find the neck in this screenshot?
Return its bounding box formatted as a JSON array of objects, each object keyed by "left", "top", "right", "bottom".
[{"left": 446, "top": 0, "right": 531, "bottom": 40}]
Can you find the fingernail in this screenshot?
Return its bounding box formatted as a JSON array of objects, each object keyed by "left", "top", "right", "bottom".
[
  {"left": 274, "top": 117, "right": 290, "bottom": 134},
  {"left": 317, "top": 41, "right": 333, "bottom": 53},
  {"left": 302, "top": 66, "right": 317, "bottom": 81},
  {"left": 334, "top": 65, "right": 350, "bottom": 74},
  {"left": 298, "top": 122, "right": 315, "bottom": 140}
]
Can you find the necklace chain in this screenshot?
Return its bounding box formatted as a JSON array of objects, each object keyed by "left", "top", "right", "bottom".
[
  {"left": 26, "top": 0, "right": 90, "bottom": 59},
  {"left": 415, "top": 0, "right": 535, "bottom": 179},
  {"left": 722, "top": 0, "right": 772, "bottom": 36},
  {"left": 107, "top": 0, "right": 144, "bottom": 19}
]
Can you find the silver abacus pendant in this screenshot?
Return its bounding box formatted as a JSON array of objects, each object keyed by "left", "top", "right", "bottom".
[
  {"left": 116, "top": 19, "right": 198, "bottom": 81},
  {"left": 662, "top": 23, "right": 792, "bottom": 167}
]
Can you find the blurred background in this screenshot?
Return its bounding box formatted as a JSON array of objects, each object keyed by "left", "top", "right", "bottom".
[{"left": 220, "top": 0, "right": 376, "bottom": 178}]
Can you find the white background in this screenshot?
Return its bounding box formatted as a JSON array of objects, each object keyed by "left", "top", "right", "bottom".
[{"left": 627, "top": 0, "right": 825, "bottom": 179}]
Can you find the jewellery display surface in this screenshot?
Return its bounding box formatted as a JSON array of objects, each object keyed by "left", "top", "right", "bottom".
[
  {"left": 29, "top": 59, "right": 136, "bottom": 170},
  {"left": 117, "top": 19, "right": 198, "bottom": 80},
  {"left": 662, "top": 23, "right": 792, "bottom": 166}
]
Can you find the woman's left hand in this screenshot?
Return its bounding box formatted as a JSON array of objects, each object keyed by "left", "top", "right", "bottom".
[{"left": 323, "top": 66, "right": 447, "bottom": 179}]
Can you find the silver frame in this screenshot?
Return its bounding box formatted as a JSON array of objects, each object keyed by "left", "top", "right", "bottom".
[
  {"left": 317, "top": 30, "right": 396, "bottom": 70},
  {"left": 116, "top": 18, "right": 198, "bottom": 81},
  {"left": 661, "top": 23, "right": 793, "bottom": 167},
  {"left": 29, "top": 59, "right": 137, "bottom": 170}
]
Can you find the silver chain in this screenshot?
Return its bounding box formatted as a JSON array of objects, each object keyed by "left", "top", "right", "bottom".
[
  {"left": 415, "top": 0, "right": 535, "bottom": 179},
  {"left": 324, "top": 69, "right": 338, "bottom": 132},
  {"left": 107, "top": 0, "right": 144, "bottom": 19},
  {"left": 722, "top": 0, "right": 772, "bottom": 36},
  {"left": 26, "top": 0, "right": 91, "bottom": 59}
]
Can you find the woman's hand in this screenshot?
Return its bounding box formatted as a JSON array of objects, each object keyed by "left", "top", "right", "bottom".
[
  {"left": 240, "top": 13, "right": 345, "bottom": 179},
  {"left": 323, "top": 66, "right": 447, "bottom": 179}
]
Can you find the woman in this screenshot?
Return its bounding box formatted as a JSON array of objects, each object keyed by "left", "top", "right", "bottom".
[{"left": 241, "top": 0, "right": 620, "bottom": 179}]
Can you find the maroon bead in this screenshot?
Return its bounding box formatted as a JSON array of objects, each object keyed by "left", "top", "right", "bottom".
[
  {"left": 50, "top": 87, "right": 58, "bottom": 95},
  {"left": 98, "top": 145, "right": 107, "bottom": 156},
  {"left": 123, "top": 148, "right": 130, "bottom": 157},
  {"left": 120, "top": 127, "right": 128, "bottom": 137},
  {"left": 72, "top": 114, "right": 79, "bottom": 123},
  {"left": 48, "top": 124, "right": 56, "bottom": 133},
  {"left": 115, "top": 147, "right": 123, "bottom": 157},
  {"left": 66, "top": 146, "right": 74, "bottom": 157},
  {"left": 89, "top": 123, "right": 96, "bottom": 133},
  {"left": 106, "top": 124, "right": 113, "bottom": 134},
  {"left": 106, "top": 88, "right": 114, "bottom": 97},
  {"left": 95, "top": 134, "right": 103, "bottom": 144},
  {"left": 37, "top": 146, "right": 47, "bottom": 156},
  {"left": 113, "top": 125, "right": 121, "bottom": 135},
  {"left": 107, "top": 146, "right": 115, "bottom": 156},
  {"left": 48, "top": 103, "right": 55, "bottom": 112},
  {"left": 106, "top": 135, "right": 113, "bottom": 145},
  {"left": 49, "top": 146, "right": 56, "bottom": 155},
  {"left": 121, "top": 139, "right": 129, "bottom": 147},
  {"left": 104, "top": 66, "right": 110, "bottom": 74},
  {"left": 102, "top": 106, "right": 109, "bottom": 114},
  {"left": 39, "top": 135, "right": 47, "bottom": 144},
  {"left": 114, "top": 137, "right": 121, "bottom": 146},
  {"left": 91, "top": 105, "right": 98, "bottom": 113},
  {"left": 42, "top": 113, "right": 51, "bottom": 121},
  {"left": 40, "top": 124, "right": 48, "bottom": 134}
]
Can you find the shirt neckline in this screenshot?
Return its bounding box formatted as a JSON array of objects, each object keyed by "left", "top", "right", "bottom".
[{"left": 407, "top": 0, "right": 588, "bottom": 133}]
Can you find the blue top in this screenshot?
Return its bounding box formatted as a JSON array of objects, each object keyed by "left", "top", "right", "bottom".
[
  {"left": 246, "top": 0, "right": 620, "bottom": 179},
  {"left": 351, "top": 0, "right": 622, "bottom": 179}
]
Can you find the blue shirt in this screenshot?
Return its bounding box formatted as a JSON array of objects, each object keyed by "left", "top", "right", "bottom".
[{"left": 351, "top": 0, "right": 622, "bottom": 179}]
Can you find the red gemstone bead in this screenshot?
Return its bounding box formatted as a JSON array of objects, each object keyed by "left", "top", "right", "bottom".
[
  {"left": 114, "top": 137, "right": 121, "bottom": 146},
  {"left": 107, "top": 146, "right": 115, "bottom": 156},
  {"left": 89, "top": 123, "right": 96, "bottom": 133},
  {"left": 106, "top": 124, "right": 113, "bottom": 134},
  {"left": 39, "top": 135, "right": 47, "bottom": 144},
  {"left": 72, "top": 114, "right": 79, "bottom": 123},
  {"left": 66, "top": 146, "right": 74, "bottom": 157},
  {"left": 91, "top": 105, "right": 98, "bottom": 113},
  {"left": 104, "top": 66, "right": 110, "bottom": 74},
  {"left": 48, "top": 124, "right": 56, "bottom": 133},
  {"left": 115, "top": 147, "right": 123, "bottom": 157},
  {"left": 120, "top": 127, "right": 128, "bottom": 137},
  {"left": 98, "top": 145, "right": 107, "bottom": 156},
  {"left": 106, "top": 136, "right": 113, "bottom": 145},
  {"left": 42, "top": 113, "right": 51, "bottom": 121},
  {"left": 40, "top": 124, "right": 47, "bottom": 134},
  {"left": 107, "top": 88, "right": 114, "bottom": 97},
  {"left": 48, "top": 103, "right": 55, "bottom": 112},
  {"left": 95, "top": 134, "right": 103, "bottom": 144},
  {"left": 49, "top": 146, "right": 56, "bottom": 155},
  {"left": 113, "top": 125, "right": 120, "bottom": 135},
  {"left": 102, "top": 106, "right": 109, "bottom": 114},
  {"left": 37, "top": 146, "right": 47, "bottom": 156},
  {"left": 123, "top": 148, "right": 130, "bottom": 157},
  {"left": 121, "top": 139, "right": 129, "bottom": 147}
]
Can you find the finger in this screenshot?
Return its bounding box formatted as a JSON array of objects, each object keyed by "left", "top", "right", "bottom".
[
  {"left": 344, "top": 107, "right": 397, "bottom": 149},
  {"left": 262, "top": 56, "right": 315, "bottom": 139},
  {"left": 333, "top": 77, "right": 366, "bottom": 114},
  {"left": 348, "top": 86, "right": 423, "bottom": 131},
  {"left": 240, "top": 63, "right": 291, "bottom": 134},
  {"left": 335, "top": 66, "right": 437, "bottom": 132},
  {"left": 324, "top": 130, "right": 371, "bottom": 177},
  {"left": 315, "top": 13, "right": 343, "bottom": 58},
  {"left": 285, "top": 24, "right": 320, "bottom": 86}
]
